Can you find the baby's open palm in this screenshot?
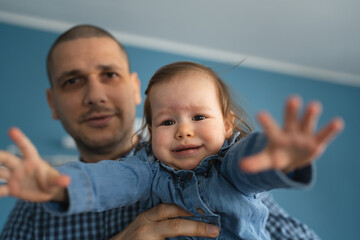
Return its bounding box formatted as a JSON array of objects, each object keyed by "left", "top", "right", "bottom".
[
  {"left": 240, "top": 96, "right": 344, "bottom": 174},
  {"left": 0, "top": 128, "right": 70, "bottom": 201}
]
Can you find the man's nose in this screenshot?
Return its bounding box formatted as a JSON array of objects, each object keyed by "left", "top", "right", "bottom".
[
  {"left": 83, "top": 78, "right": 108, "bottom": 106},
  {"left": 175, "top": 122, "right": 194, "bottom": 139}
]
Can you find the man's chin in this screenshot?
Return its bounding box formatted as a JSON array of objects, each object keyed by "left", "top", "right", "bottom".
[{"left": 76, "top": 135, "right": 117, "bottom": 152}]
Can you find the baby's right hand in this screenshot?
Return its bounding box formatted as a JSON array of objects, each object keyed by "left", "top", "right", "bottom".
[{"left": 0, "top": 127, "right": 70, "bottom": 202}]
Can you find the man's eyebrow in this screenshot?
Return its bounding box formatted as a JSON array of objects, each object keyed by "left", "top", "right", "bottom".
[
  {"left": 54, "top": 64, "right": 124, "bottom": 84},
  {"left": 96, "top": 64, "right": 123, "bottom": 72}
]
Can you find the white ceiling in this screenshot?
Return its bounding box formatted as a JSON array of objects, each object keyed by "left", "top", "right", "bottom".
[{"left": 1, "top": 0, "right": 359, "bottom": 87}]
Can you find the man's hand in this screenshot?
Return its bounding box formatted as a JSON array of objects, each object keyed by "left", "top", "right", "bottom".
[
  {"left": 110, "top": 203, "right": 219, "bottom": 240},
  {"left": 240, "top": 96, "right": 344, "bottom": 173},
  {"left": 0, "top": 127, "right": 70, "bottom": 202}
]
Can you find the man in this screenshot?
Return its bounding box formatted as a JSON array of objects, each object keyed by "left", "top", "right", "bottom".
[{"left": 0, "top": 25, "right": 320, "bottom": 240}]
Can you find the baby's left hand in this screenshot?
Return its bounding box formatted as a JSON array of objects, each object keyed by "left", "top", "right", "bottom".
[{"left": 240, "top": 96, "right": 344, "bottom": 174}]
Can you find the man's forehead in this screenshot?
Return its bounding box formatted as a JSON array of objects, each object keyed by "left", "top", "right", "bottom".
[
  {"left": 52, "top": 37, "right": 127, "bottom": 60},
  {"left": 50, "top": 37, "right": 129, "bottom": 75}
]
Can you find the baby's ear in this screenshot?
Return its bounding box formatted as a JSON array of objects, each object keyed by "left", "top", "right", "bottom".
[
  {"left": 225, "top": 111, "right": 235, "bottom": 138},
  {"left": 147, "top": 126, "right": 152, "bottom": 135}
]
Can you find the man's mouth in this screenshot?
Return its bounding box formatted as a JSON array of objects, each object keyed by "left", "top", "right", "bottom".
[{"left": 82, "top": 114, "right": 115, "bottom": 128}]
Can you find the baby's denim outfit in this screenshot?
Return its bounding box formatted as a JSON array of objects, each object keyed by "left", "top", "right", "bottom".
[{"left": 46, "top": 132, "right": 313, "bottom": 240}]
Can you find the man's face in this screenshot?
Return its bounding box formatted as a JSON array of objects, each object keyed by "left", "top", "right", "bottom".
[{"left": 47, "top": 37, "right": 141, "bottom": 154}]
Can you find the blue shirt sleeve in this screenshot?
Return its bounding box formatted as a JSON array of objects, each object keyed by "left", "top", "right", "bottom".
[
  {"left": 221, "top": 132, "right": 314, "bottom": 196},
  {"left": 43, "top": 154, "right": 152, "bottom": 215}
]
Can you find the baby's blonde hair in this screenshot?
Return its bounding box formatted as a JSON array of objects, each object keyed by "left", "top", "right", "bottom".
[{"left": 141, "top": 61, "right": 253, "bottom": 141}]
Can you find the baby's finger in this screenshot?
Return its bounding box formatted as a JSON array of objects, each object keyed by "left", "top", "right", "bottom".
[
  {"left": 0, "top": 151, "right": 21, "bottom": 172},
  {"left": 0, "top": 166, "right": 10, "bottom": 181},
  {"left": 54, "top": 175, "right": 71, "bottom": 188},
  {"left": 257, "top": 112, "right": 281, "bottom": 139},
  {"left": 0, "top": 185, "right": 9, "bottom": 197},
  {"left": 284, "top": 96, "right": 302, "bottom": 131},
  {"left": 8, "top": 127, "right": 39, "bottom": 160},
  {"left": 316, "top": 118, "right": 344, "bottom": 145},
  {"left": 40, "top": 167, "right": 71, "bottom": 192},
  {"left": 300, "top": 101, "right": 322, "bottom": 134}
]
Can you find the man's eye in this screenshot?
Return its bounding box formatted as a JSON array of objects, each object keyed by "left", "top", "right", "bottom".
[
  {"left": 193, "top": 115, "right": 206, "bottom": 121},
  {"left": 161, "top": 120, "right": 175, "bottom": 126},
  {"left": 104, "top": 72, "right": 118, "bottom": 78},
  {"left": 63, "top": 78, "right": 79, "bottom": 87}
]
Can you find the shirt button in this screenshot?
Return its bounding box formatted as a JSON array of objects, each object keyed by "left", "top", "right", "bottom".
[
  {"left": 196, "top": 207, "right": 205, "bottom": 214},
  {"left": 208, "top": 160, "right": 214, "bottom": 166},
  {"left": 187, "top": 173, "right": 192, "bottom": 180},
  {"left": 178, "top": 177, "right": 184, "bottom": 185}
]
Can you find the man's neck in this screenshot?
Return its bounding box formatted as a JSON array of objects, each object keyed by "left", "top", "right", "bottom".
[{"left": 79, "top": 135, "right": 139, "bottom": 163}]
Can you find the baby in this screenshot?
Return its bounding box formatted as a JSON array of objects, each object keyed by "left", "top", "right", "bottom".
[{"left": 0, "top": 61, "right": 344, "bottom": 239}]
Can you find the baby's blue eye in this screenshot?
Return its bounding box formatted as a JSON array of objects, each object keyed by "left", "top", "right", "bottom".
[
  {"left": 161, "top": 120, "right": 175, "bottom": 126},
  {"left": 193, "top": 115, "right": 206, "bottom": 121}
]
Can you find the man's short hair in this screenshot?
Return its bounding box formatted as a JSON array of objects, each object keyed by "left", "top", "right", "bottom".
[{"left": 46, "top": 24, "right": 129, "bottom": 86}]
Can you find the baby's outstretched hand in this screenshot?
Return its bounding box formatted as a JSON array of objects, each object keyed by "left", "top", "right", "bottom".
[
  {"left": 0, "top": 127, "right": 70, "bottom": 202},
  {"left": 240, "top": 96, "right": 344, "bottom": 174}
]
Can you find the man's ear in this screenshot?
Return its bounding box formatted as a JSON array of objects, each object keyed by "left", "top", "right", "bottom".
[
  {"left": 225, "top": 111, "right": 235, "bottom": 138},
  {"left": 46, "top": 89, "right": 59, "bottom": 120},
  {"left": 131, "top": 72, "right": 142, "bottom": 105}
]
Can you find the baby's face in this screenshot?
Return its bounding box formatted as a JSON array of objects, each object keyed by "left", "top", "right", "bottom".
[{"left": 149, "top": 71, "right": 232, "bottom": 170}]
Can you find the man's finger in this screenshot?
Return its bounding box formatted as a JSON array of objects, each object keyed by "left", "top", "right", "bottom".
[
  {"left": 143, "top": 203, "right": 192, "bottom": 222},
  {"left": 142, "top": 204, "right": 219, "bottom": 238},
  {"left": 157, "top": 218, "right": 219, "bottom": 238},
  {"left": 8, "top": 127, "right": 39, "bottom": 160}
]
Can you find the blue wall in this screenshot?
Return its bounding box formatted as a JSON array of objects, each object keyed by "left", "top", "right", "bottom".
[{"left": 1, "top": 22, "right": 359, "bottom": 240}]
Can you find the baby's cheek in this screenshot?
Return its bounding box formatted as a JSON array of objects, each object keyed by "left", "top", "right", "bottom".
[{"left": 152, "top": 143, "right": 165, "bottom": 162}]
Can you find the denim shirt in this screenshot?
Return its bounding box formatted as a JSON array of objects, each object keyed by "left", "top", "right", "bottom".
[{"left": 47, "top": 132, "right": 314, "bottom": 240}]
